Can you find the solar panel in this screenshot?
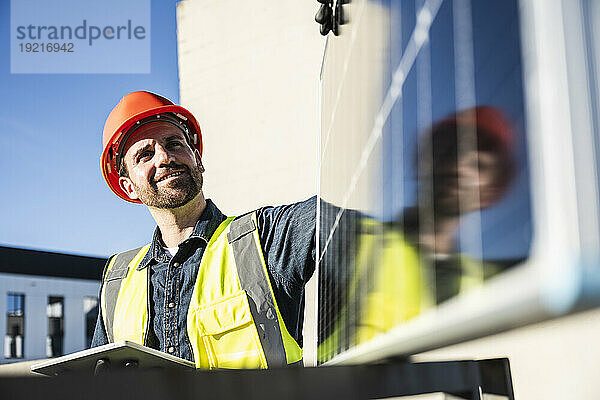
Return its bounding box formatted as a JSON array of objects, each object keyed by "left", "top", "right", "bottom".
[{"left": 314, "top": 0, "right": 600, "bottom": 365}]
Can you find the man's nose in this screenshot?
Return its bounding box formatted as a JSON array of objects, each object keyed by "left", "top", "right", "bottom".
[{"left": 154, "top": 144, "right": 173, "bottom": 166}]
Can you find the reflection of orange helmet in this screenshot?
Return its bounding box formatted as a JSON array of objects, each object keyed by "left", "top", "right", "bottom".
[
  {"left": 101, "top": 91, "right": 203, "bottom": 203},
  {"left": 421, "top": 106, "right": 516, "bottom": 203},
  {"left": 438, "top": 106, "right": 513, "bottom": 152}
]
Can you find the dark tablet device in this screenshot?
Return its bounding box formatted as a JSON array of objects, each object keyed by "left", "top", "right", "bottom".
[{"left": 30, "top": 341, "right": 195, "bottom": 376}]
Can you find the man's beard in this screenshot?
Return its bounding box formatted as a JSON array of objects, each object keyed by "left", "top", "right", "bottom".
[{"left": 134, "top": 163, "right": 203, "bottom": 209}]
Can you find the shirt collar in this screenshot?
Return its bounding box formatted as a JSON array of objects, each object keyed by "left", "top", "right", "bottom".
[{"left": 137, "top": 199, "right": 226, "bottom": 270}]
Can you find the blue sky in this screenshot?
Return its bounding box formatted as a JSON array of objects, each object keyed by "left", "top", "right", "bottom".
[{"left": 0, "top": 0, "right": 180, "bottom": 257}]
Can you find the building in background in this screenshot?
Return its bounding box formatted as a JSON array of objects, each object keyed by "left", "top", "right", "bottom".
[{"left": 0, "top": 246, "right": 104, "bottom": 363}]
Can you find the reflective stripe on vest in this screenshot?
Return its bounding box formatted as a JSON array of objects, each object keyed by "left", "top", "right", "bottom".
[
  {"left": 100, "top": 212, "right": 302, "bottom": 369},
  {"left": 100, "top": 245, "right": 151, "bottom": 344}
]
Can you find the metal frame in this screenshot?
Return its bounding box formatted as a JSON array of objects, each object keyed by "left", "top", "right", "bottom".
[{"left": 7, "top": 358, "right": 515, "bottom": 400}]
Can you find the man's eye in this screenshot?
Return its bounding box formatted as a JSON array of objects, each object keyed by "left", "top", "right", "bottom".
[
  {"left": 167, "top": 141, "right": 183, "bottom": 149},
  {"left": 138, "top": 151, "right": 153, "bottom": 161}
]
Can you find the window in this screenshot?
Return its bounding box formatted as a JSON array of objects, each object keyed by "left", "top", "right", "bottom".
[
  {"left": 5, "top": 293, "right": 25, "bottom": 359},
  {"left": 46, "top": 296, "right": 64, "bottom": 357}
]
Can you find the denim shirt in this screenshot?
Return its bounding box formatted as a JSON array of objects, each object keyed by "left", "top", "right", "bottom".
[{"left": 91, "top": 197, "right": 317, "bottom": 362}]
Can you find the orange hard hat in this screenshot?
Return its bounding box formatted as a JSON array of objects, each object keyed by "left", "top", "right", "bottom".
[
  {"left": 433, "top": 106, "right": 514, "bottom": 151},
  {"left": 101, "top": 91, "right": 203, "bottom": 203}
]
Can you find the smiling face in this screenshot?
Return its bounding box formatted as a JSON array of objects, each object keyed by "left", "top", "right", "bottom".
[{"left": 118, "top": 121, "right": 204, "bottom": 209}]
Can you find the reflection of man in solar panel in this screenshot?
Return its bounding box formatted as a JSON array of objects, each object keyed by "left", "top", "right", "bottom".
[
  {"left": 317, "top": 107, "right": 516, "bottom": 358},
  {"left": 405, "top": 105, "right": 516, "bottom": 303}
]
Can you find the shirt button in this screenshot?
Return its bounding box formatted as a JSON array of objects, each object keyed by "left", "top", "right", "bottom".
[
  {"left": 168, "top": 302, "right": 175, "bottom": 308},
  {"left": 168, "top": 346, "right": 175, "bottom": 354},
  {"left": 266, "top": 308, "right": 275, "bottom": 320},
  {"left": 172, "top": 262, "right": 180, "bottom": 268}
]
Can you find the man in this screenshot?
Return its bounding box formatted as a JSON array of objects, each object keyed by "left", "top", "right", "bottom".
[{"left": 92, "top": 91, "right": 316, "bottom": 369}]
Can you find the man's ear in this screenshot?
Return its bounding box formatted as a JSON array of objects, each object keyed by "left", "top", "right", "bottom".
[
  {"left": 119, "top": 176, "right": 140, "bottom": 201},
  {"left": 194, "top": 149, "right": 205, "bottom": 172}
]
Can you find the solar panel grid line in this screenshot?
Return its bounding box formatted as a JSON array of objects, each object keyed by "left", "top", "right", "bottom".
[
  {"left": 415, "top": 0, "right": 435, "bottom": 304},
  {"left": 303, "top": 52, "right": 327, "bottom": 367},
  {"left": 390, "top": 0, "right": 404, "bottom": 227},
  {"left": 452, "top": 0, "right": 484, "bottom": 259},
  {"left": 319, "top": 0, "right": 445, "bottom": 264},
  {"left": 453, "top": 0, "right": 476, "bottom": 112},
  {"left": 342, "top": 211, "right": 349, "bottom": 353},
  {"left": 388, "top": 3, "right": 406, "bottom": 342},
  {"left": 326, "top": 200, "right": 336, "bottom": 360},
  {"left": 321, "top": 199, "right": 327, "bottom": 360},
  {"left": 319, "top": 0, "right": 368, "bottom": 167}
]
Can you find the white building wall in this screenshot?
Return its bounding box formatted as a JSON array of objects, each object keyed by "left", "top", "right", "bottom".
[
  {"left": 415, "top": 308, "right": 600, "bottom": 399},
  {"left": 25, "top": 294, "right": 45, "bottom": 360},
  {"left": 64, "top": 296, "right": 85, "bottom": 354},
  {"left": 0, "top": 273, "right": 100, "bottom": 363}
]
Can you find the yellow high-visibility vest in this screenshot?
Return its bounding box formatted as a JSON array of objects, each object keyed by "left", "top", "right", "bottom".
[{"left": 100, "top": 212, "right": 303, "bottom": 369}]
